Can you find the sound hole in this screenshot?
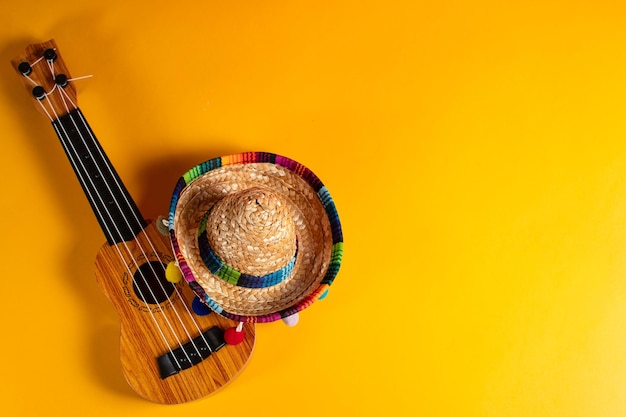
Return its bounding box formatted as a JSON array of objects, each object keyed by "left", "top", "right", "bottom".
[{"left": 132, "top": 261, "right": 176, "bottom": 305}]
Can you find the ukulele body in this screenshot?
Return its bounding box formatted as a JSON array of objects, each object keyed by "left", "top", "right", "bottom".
[{"left": 95, "top": 221, "right": 255, "bottom": 404}]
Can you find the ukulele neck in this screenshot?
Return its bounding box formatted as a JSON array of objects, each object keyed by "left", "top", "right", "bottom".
[{"left": 52, "top": 107, "right": 147, "bottom": 244}]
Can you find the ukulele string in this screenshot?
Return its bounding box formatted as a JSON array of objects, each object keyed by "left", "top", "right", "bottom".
[
  {"left": 52, "top": 69, "right": 211, "bottom": 361},
  {"left": 67, "top": 96, "right": 211, "bottom": 354},
  {"left": 70, "top": 105, "right": 211, "bottom": 349},
  {"left": 23, "top": 58, "right": 57, "bottom": 122},
  {"left": 44, "top": 56, "right": 212, "bottom": 350},
  {"left": 22, "top": 74, "right": 37, "bottom": 86},
  {"left": 40, "top": 74, "right": 195, "bottom": 369},
  {"left": 51, "top": 126, "right": 186, "bottom": 363},
  {"left": 36, "top": 99, "right": 53, "bottom": 121},
  {"left": 47, "top": 57, "right": 55, "bottom": 78},
  {"left": 28, "top": 51, "right": 214, "bottom": 368},
  {"left": 40, "top": 85, "right": 62, "bottom": 121},
  {"left": 49, "top": 88, "right": 196, "bottom": 366},
  {"left": 60, "top": 81, "right": 210, "bottom": 344},
  {"left": 67, "top": 75, "right": 93, "bottom": 82},
  {"left": 31, "top": 55, "right": 44, "bottom": 67},
  {"left": 21, "top": 52, "right": 190, "bottom": 368}
]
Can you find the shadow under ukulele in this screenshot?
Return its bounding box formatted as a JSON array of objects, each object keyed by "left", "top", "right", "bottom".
[{"left": 11, "top": 39, "right": 255, "bottom": 404}]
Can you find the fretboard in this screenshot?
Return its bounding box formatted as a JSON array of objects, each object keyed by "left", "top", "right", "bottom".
[{"left": 52, "top": 108, "right": 147, "bottom": 244}]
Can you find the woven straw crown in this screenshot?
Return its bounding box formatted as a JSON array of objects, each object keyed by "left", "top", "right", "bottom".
[{"left": 168, "top": 152, "right": 343, "bottom": 323}]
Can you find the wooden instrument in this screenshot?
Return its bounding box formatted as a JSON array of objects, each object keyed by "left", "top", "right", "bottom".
[{"left": 12, "top": 39, "right": 255, "bottom": 404}]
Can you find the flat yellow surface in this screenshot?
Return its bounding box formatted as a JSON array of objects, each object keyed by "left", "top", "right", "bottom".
[{"left": 2, "top": 1, "right": 626, "bottom": 415}]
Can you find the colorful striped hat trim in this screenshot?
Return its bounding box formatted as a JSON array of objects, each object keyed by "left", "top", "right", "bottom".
[{"left": 168, "top": 152, "right": 343, "bottom": 323}]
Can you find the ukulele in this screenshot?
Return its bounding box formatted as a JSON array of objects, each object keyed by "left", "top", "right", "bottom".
[{"left": 12, "top": 39, "right": 255, "bottom": 404}]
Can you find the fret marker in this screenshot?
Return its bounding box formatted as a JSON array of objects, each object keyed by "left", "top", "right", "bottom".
[
  {"left": 55, "top": 74, "right": 69, "bottom": 88},
  {"left": 18, "top": 62, "right": 32, "bottom": 76},
  {"left": 32, "top": 85, "right": 46, "bottom": 100},
  {"left": 43, "top": 48, "right": 57, "bottom": 62}
]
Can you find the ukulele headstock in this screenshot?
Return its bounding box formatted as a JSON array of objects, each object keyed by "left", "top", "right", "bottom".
[{"left": 11, "top": 39, "right": 78, "bottom": 120}]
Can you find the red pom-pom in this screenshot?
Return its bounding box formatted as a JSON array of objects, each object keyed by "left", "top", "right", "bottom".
[{"left": 224, "top": 326, "right": 245, "bottom": 345}]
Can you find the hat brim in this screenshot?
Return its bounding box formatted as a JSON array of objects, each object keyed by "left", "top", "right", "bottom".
[{"left": 168, "top": 152, "right": 343, "bottom": 323}]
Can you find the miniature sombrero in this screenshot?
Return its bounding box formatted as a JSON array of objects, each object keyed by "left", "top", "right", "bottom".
[{"left": 168, "top": 152, "right": 343, "bottom": 323}]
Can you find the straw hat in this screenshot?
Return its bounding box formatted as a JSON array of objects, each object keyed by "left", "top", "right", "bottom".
[{"left": 168, "top": 152, "right": 344, "bottom": 323}]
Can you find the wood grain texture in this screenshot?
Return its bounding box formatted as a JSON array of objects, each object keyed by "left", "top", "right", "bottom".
[{"left": 95, "top": 222, "right": 255, "bottom": 404}]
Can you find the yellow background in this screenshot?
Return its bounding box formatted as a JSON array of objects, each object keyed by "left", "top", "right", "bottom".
[{"left": 2, "top": 1, "right": 626, "bottom": 415}]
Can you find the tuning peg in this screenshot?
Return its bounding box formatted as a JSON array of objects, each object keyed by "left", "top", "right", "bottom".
[
  {"left": 43, "top": 48, "right": 57, "bottom": 62},
  {"left": 31, "top": 86, "right": 45, "bottom": 101},
  {"left": 18, "top": 62, "right": 31, "bottom": 76},
  {"left": 55, "top": 74, "right": 68, "bottom": 88}
]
